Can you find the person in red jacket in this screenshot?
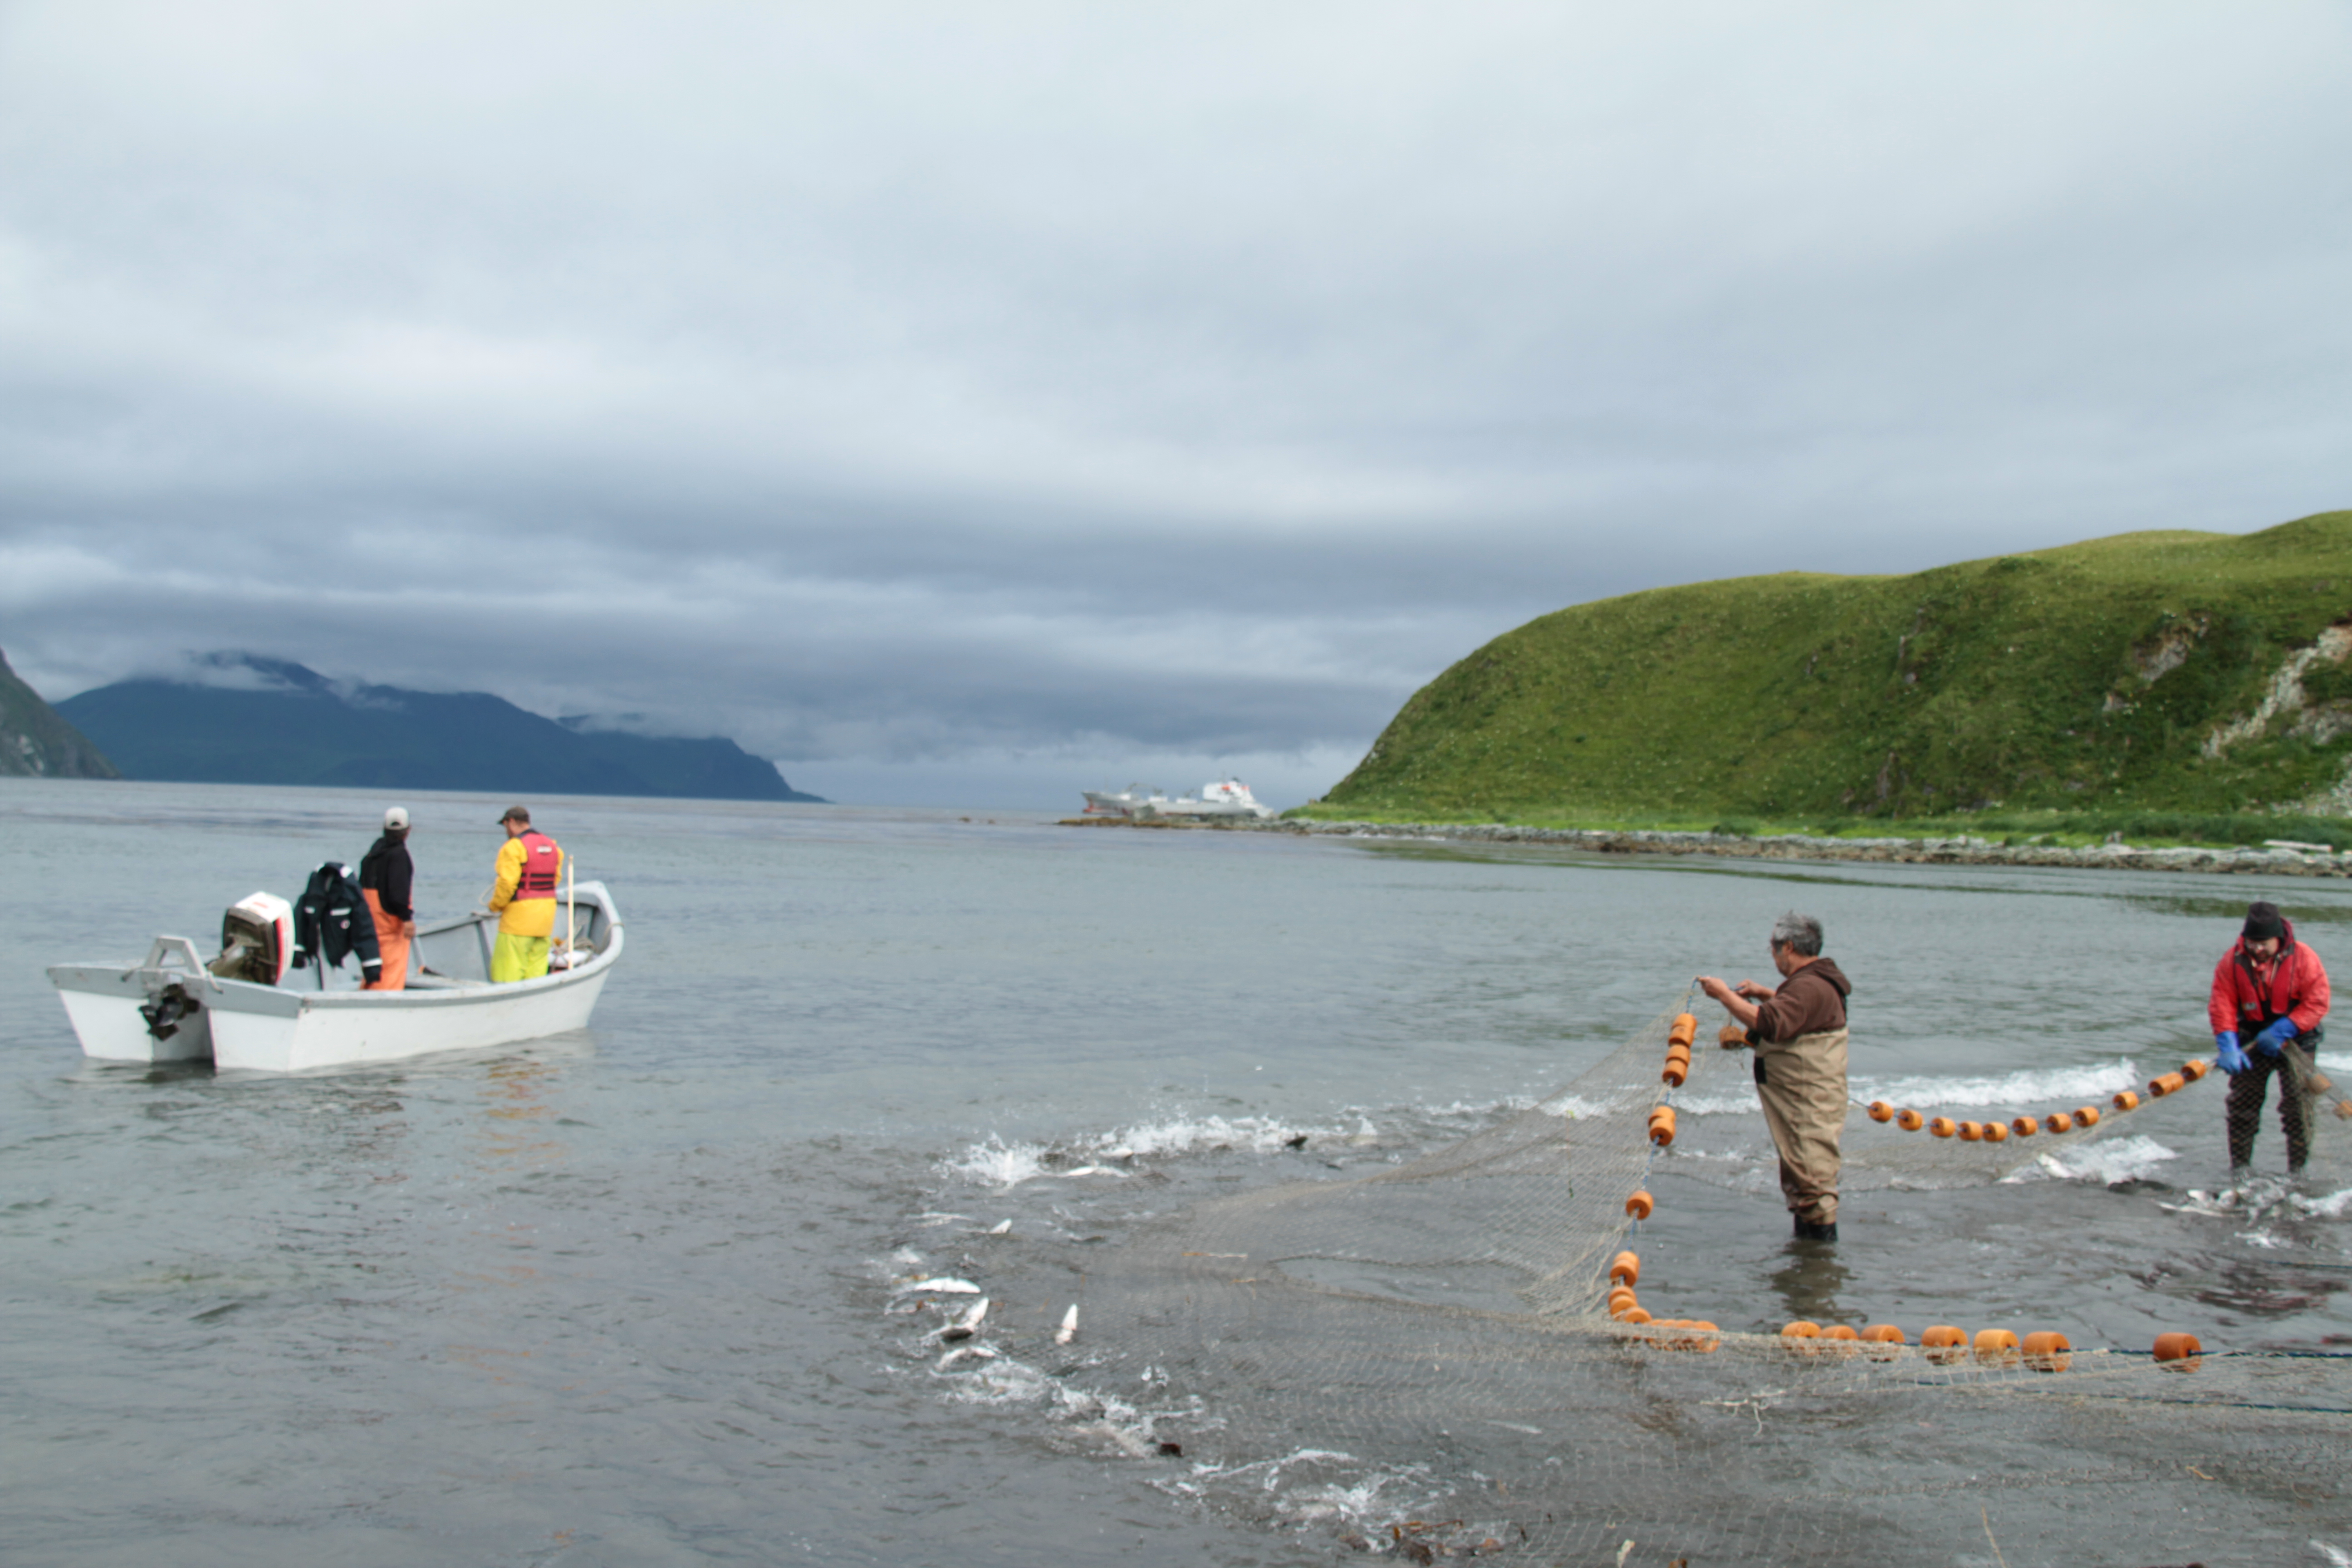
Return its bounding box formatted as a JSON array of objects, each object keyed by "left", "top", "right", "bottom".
[{"left": 2209, "top": 900, "right": 2330, "bottom": 1176}]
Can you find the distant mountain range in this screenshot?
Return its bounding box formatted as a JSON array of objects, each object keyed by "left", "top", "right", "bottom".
[
  {"left": 54, "top": 654, "right": 826, "bottom": 803},
  {"left": 0, "top": 648, "right": 119, "bottom": 779}
]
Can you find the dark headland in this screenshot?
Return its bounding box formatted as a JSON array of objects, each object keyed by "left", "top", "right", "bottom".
[
  {"left": 49, "top": 653, "right": 826, "bottom": 803},
  {"left": 0, "top": 648, "right": 119, "bottom": 779}
]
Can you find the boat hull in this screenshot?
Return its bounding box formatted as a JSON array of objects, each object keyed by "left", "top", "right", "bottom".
[
  {"left": 207, "top": 957, "right": 615, "bottom": 1072},
  {"left": 51, "top": 974, "right": 216, "bottom": 1063},
  {"left": 48, "top": 935, "right": 220, "bottom": 1063}
]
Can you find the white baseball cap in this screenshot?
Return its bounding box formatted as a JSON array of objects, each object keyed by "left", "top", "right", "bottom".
[{"left": 384, "top": 807, "right": 411, "bottom": 831}]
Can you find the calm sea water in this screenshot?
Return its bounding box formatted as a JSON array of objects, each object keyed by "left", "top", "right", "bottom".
[{"left": 5, "top": 779, "right": 2349, "bottom": 1565}]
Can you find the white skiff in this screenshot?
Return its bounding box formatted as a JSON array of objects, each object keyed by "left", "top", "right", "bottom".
[{"left": 49, "top": 882, "right": 624, "bottom": 1073}]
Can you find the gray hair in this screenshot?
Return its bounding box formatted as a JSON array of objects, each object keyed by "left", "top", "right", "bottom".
[{"left": 1770, "top": 911, "right": 1823, "bottom": 957}]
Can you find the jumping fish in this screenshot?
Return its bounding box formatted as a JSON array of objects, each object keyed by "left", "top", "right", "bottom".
[
  {"left": 938, "top": 1297, "right": 990, "bottom": 1341},
  {"left": 1055, "top": 1304, "right": 1079, "bottom": 1345},
  {"left": 986, "top": 1219, "right": 1012, "bottom": 1235}
]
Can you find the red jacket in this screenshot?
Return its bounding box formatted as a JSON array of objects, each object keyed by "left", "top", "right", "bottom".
[{"left": 2208, "top": 920, "right": 2330, "bottom": 1035}]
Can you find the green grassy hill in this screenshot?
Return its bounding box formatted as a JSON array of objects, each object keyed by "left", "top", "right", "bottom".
[{"left": 1319, "top": 511, "right": 2352, "bottom": 838}]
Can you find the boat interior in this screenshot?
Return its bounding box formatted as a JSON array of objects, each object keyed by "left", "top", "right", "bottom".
[{"left": 308, "top": 893, "right": 616, "bottom": 993}]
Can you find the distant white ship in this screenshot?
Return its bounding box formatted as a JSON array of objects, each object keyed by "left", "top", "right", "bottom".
[
  {"left": 1081, "top": 783, "right": 1169, "bottom": 816},
  {"left": 1083, "top": 779, "right": 1277, "bottom": 821}
]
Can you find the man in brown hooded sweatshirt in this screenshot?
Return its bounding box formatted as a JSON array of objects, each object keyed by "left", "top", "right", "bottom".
[{"left": 1699, "top": 912, "right": 1853, "bottom": 1243}]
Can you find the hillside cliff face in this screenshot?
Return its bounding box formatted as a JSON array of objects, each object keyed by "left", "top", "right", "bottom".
[
  {"left": 0, "top": 649, "right": 119, "bottom": 779},
  {"left": 1327, "top": 511, "right": 2352, "bottom": 821},
  {"left": 56, "top": 655, "right": 825, "bottom": 803}
]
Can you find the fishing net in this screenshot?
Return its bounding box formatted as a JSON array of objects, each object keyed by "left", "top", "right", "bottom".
[
  {"left": 2220, "top": 1034, "right": 2352, "bottom": 1176},
  {"left": 905, "top": 1000, "right": 2352, "bottom": 1564}
]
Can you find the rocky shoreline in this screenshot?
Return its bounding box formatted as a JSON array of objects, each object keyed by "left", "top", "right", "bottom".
[{"left": 1060, "top": 814, "right": 2352, "bottom": 877}]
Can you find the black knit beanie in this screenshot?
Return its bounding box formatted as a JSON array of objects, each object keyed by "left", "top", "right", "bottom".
[{"left": 2242, "top": 901, "right": 2285, "bottom": 941}]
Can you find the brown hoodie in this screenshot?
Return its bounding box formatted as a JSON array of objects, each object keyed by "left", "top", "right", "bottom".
[{"left": 1753, "top": 957, "right": 1851, "bottom": 1044}]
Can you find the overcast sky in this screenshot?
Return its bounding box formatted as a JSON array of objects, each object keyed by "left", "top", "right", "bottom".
[{"left": 3, "top": 3, "right": 2347, "bottom": 807}]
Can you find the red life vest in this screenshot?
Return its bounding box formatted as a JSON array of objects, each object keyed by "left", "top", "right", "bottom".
[{"left": 512, "top": 830, "right": 562, "bottom": 901}]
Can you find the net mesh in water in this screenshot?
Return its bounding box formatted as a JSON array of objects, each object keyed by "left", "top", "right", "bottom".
[{"left": 929, "top": 1000, "right": 2352, "bottom": 1564}]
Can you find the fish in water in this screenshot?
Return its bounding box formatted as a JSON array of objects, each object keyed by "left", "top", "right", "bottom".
[
  {"left": 986, "top": 1219, "right": 1012, "bottom": 1235},
  {"left": 938, "top": 1297, "right": 990, "bottom": 1342},
  {"left": 894, "top": 1276, "right": 981, "bottom": 1296},
  {"left": 1055, "top": 1304, "right": 1079, "bottom": 1345}
]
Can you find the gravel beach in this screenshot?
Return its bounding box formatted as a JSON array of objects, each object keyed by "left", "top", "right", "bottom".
[{"left": 1066, "top": 814, "right": 2352, "bottom": 876}]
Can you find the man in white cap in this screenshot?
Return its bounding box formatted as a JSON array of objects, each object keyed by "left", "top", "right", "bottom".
[{"left": 358, "top": 807, "right": 416, "bottom": 990}]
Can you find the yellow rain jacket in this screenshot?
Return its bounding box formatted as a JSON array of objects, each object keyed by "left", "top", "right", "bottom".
[{"left": 490, "top": 830, "right": 565, "bottom": 937}]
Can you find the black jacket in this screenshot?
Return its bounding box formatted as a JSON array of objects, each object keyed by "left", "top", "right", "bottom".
[
  {"left": 358, "top": 833, "right": 414, "bottom": 922},
  {"left": 292, "top": 862, "right": 382, "bottom": 981}
]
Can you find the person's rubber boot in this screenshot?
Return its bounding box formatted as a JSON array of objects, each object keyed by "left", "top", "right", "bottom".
[{"left": 1793, "top": 1216, "right": 1838, "bottom": 1243}]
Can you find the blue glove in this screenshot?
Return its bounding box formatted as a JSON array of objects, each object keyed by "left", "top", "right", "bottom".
[
  {"left": 2254, "top": 1019, "right": 2298, "bottom": 1056},
  {"left": 2215, "top": 1032, "right": 2249, "bottom": 1074}
]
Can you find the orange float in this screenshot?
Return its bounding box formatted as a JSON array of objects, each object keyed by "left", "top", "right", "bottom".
[
  {"left": 1781, "top": 1320, "right": 1822, "bottom": 1340},
  {"left": 1957, "top": 1121, "right": 1983, "bottom": 1141},
  {"left": 1625, "top": 1190, "right": 1654, "bottom": 1220},
  {"left": 1867, "top": 1101, "right": 1895, "bottom": 1123},
  {"left": 1921, "top": 1325, "right": 1967, "bottom": 1364},
  {"left": 1673, "top": 1320, "right": 1721, "bottom": 1353},
  {"left": 1648, "top": 1107, "right": 1676, "bottom": 1147},
  {"left": 1974, "top": 1328, "right": 2021, "bottom": 1364},
  {"left": 1608, "top": 1292, "right": 1640, "bottom": 1319},
  {"left": 2043, "top": 1112, "right": 2075, "bottom": 1135},
  {"left": 2072, "top": 1106, "right": 2100, "bottom": 1129},
  {"left": 1661, "top": 1060, "right": 1688, "bottom": 1088},
  {"left": 1929, "top": 1117, "right": 1957, "bottom": 1137},
  {"left": 2180, "top": 1059, "right": 2209, "bottom": 1082},
  {"left": 1620, "top": 1306, "right": 1651, "bottom": 1325},
  {"left": 1718, "top": 1023, "right": 1747, "bottom": 1047},
  {"left": 2112, "top": 1089, "right": 2140, "bottom": 1112},
  {"left": 2148, "top": 1072, "right": 2186, "bottom": 1098},
  {"left": 2010, "top": 1117, "right": 2037, "bottom": 1138},
  {"left": 1609, "top": 1251, "right": 1640, "bottom": 1287},
  {"left": 1860, "top": 1324, "right": 1906, "bottom": 1344},
  {"left": 1896, "top": 1108, "right": 1925, "bottom": 1131},
  {"left": 2153, "top": 1332, "right": 2203, "bottom": 1367},
  {"left": 1982, "top": 1122, "right": 2009, "bottom": 1143},
  {"left": 1667, "top": 1014, "right": 1698, "bottom": 1048},
  {"left": 2021, "top": 1331, "right": 2071, "bottom": 1372}
]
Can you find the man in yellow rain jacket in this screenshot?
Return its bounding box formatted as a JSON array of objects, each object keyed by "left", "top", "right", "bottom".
[{"left": 488, "top": 805, "right": 564, "bottom": 982}]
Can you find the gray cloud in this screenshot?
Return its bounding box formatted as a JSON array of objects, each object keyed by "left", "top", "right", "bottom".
[{"left": 3, "top": 2, "right": 2347, "bottom": 805}]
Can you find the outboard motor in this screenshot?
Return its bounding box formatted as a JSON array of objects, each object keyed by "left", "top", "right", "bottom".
[{"left": 210, "top": 892, "right": 293, "bottom": 985}]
